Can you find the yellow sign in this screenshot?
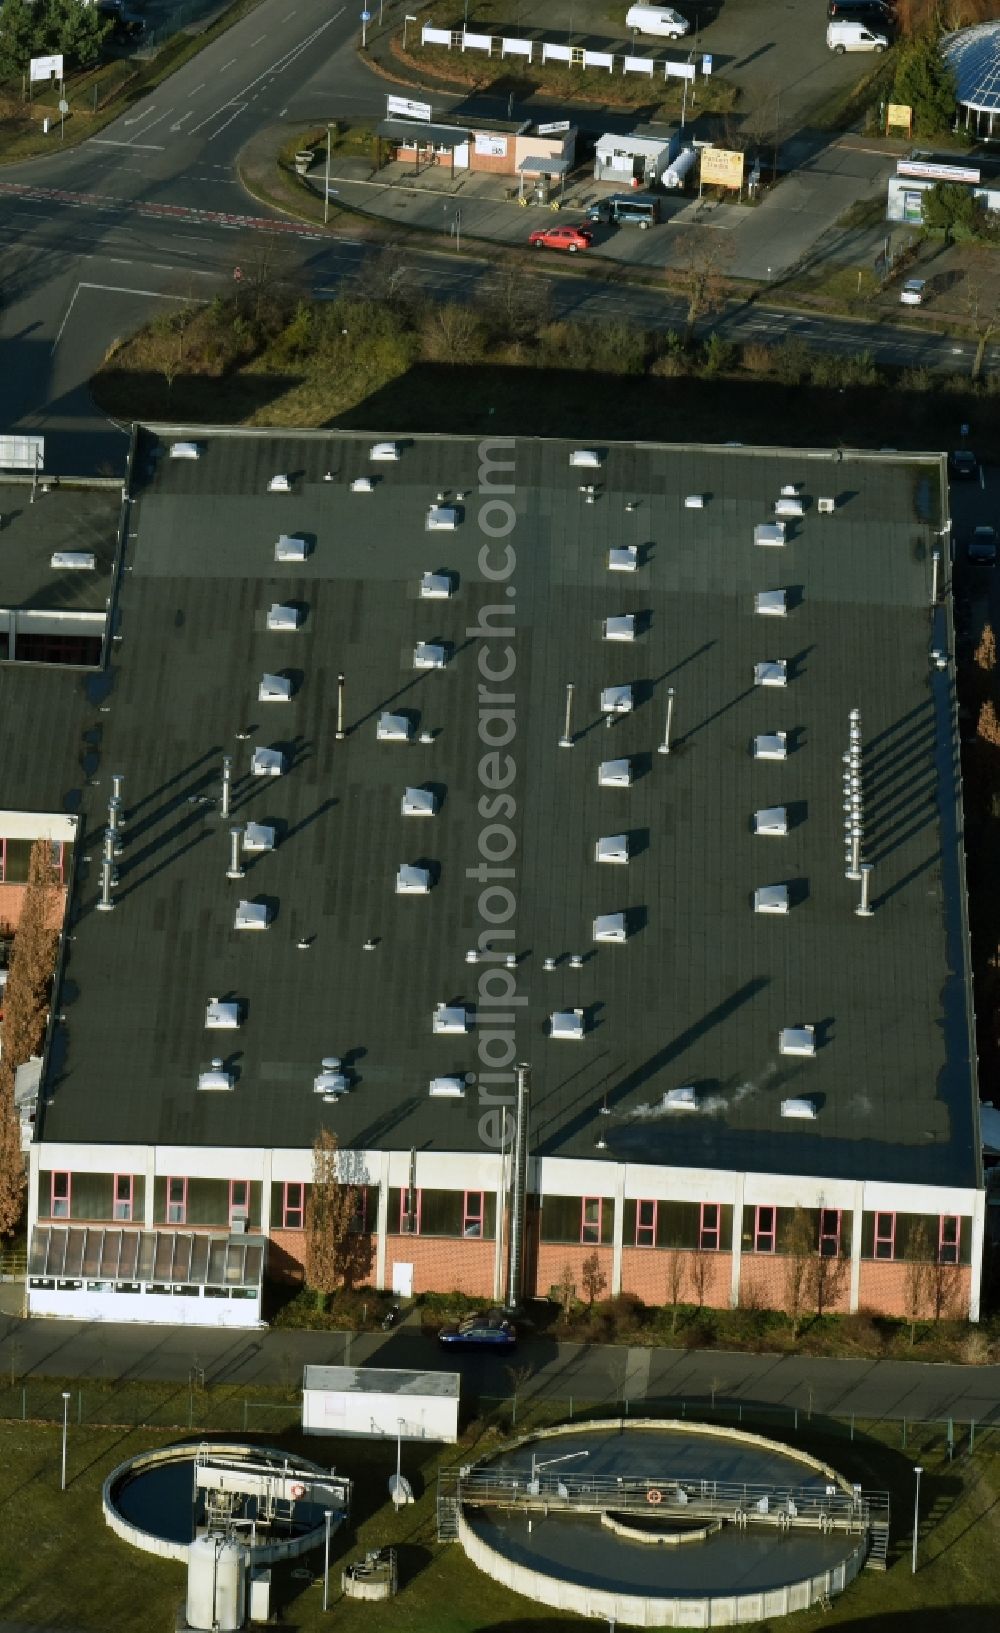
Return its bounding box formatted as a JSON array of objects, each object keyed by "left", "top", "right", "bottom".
[
  {"left": 700, "top": 146, "right": 744, "bottom": 191},
  {"left": 887, "top": 103, "right": 913, "bottom": 134}
]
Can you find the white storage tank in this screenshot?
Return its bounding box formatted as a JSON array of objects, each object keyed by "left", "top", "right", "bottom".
[{"left": 186, "top": 1535, "right": 246, "bottom": 1632}]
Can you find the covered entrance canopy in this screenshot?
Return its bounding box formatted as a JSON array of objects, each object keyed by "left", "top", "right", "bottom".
[
  {"left": 517, "top": 153, "right": 572, "bottom": 203},
  {"left": 377, "top": 118, "right": 469, "bottom": 179}
]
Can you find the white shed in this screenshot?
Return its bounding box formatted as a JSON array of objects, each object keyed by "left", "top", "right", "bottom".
[
  {"left": 594, "top": 131, "right": 672, "bottom": 185},
  {"left": 302, "top": 1365, "right": 461, "bottom": 1443}
]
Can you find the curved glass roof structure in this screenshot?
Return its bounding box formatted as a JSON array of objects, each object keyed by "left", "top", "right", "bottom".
[{"left": 943, "top": 22, "right": 1000, "bottom": 115}]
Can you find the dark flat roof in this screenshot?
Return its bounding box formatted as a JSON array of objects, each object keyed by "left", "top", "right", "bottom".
[
  {"left": 0, "top": 480, "right": 119, "bottom": 612},
  {"left": 34, "top": 429, "right": 978, "bottom": 1188}
]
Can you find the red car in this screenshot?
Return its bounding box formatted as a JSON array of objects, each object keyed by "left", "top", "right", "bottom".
[{"left": 528, "top": 224, "right": 593, "bottom": 254}]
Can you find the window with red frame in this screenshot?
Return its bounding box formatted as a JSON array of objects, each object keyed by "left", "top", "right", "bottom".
[
  {"left": 581, "top": 1197, "right": 602, "bottom": 1244},
  {"left": 51, "top": 1171, "right": 70, "bottom": 1219},
  {"left": 938, "top": 1215, "right": 960, "bottom": 1265},
  {"left": 282, "top": 1182, "right": 304, "bottom": 1229},
  {"left": 166, "top": 1177, "right": 187, "bottom": 1225},
  {"left": 462, "top": 1191, "right": 484, "bottom": 1238},
  {"left": 819, "top": 1208, "right": 841, "bottom": 1257},
  {"left": 754, "top": 1205, "right": 776, "bottom": 1253},
  {"left": 874, "top": 1212, "right": 895, "bottom": 1260},
  {"left": 635, "top": 1199, "right": 657, "bottom": 1247},
  {"left": 699, "top": 1202, "right": 721, "bottom": 1251},
  {"left": 399, "top": 1188, "right": 420, "bottom": 1234},
  {"left": 349, "top": 1185, "right": 368, "bottom": 1234},
  {"left": 229, "top": 1180, "right": 249, "bottom": 1226},
  {"left": 113, "top": 1173, "right": 133, "bottom": 1222}
]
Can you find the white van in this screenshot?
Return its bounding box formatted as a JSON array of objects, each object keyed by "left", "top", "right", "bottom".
[
  {"left": 826, "top": 19, "right": 888, "bottom": 51},
  {"left": 625, "top": 5, "right": 690, "bottom": 39}
]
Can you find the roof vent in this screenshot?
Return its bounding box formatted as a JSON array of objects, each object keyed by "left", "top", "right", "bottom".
[
  {"left": 754, "top": 522, "right": 786, "bottom": 548},
  {"left": 595, "top": 834, "right": 629, "bottom": 865},
  {"left": 268, "top": 474, "right": 292, "bottom": 492},
  {"left": 665, "top": 1085, "right": 698, "bottom": 1112},
  {"left": 774, "top": 495, "right": 804, "bottom": 518},
  {"left": 593, "top": 912, "right": 627, "bottom": 943},
  {"left": 350, "top": 476, "right": 375, "bottom": 492},
  {"left": 377, "top": 712, "right": 413, "bottom": 742},
  {"left": 314, "top": 1057, "right": 349, "bottom": 1097},
  {"left": 198, "top": 1058, "right": 234, "bottom": 1091},
  {"left": 401, "top": 787, "right": 438, "bottom": 817},
  {"left": 603, "top": 615, "right": 636, "bottom": 642},
  {"left": 251, "top": 747, "right": 286, "bottom": 777},
  {"left": 205, "top": 999, "right": 240, "bottom": 1029},
  {"left": 426, "top": 505, "right": 459, "bottom": 531},
  {"left": 413, "top": 641, "right": 447, "bottom": 670},
  {"left": 817, "top": 497, "right": 836, "bottom": 515},
  {"left": 779, "top": 1025, "right": 816, "bottom": 1058},
  {"left": 755, "top": 590, "right": 787, "bottom": 618},
  {"left": 420, "top": 570, "right": 453, "bottom": 599},
  {"left": 267, "top": 603, "right": 300, "bottom": 631},
  {"left": 370, "top": 441, "right": 401, "bottom": 461},
  {"left": 599, "top": 758, "right": 632, "bottom": 787},
  {"left": 608, "top": 546, "right": 638, "bottom": 573},
  {"left": 429, "top": 1076, "right": 466, "bottom": 1098},
  {"left": 396, "top": 863, "right": 432, "bottom": 894},
  {"left": 570, "top": 449, "right": 601, "bottom": 468},
  {"left": 433, "top": 1003, "right": 469, "bottom": 1035},
  {"left": 234, "top": 900, "right": 271, "bottom": 931},
  {"left": 684, "top": 494, "right": 705, "bottom": 509},
  {"left": 754, "top": 884, "right": 789, "bottom": 915},
  {"left": 243, "top": 821, "right": 277, "bottom": 853},
  {"left": 274, "top": 533, "right": 308, "bottom": 562},
  {"left": 550, "top": 1009, "right": 585, "bottom": 1041},
  {"left": 754, "top": 660, "right": 787, "bottom": 688},
  {"left": 258, "top": 672, "right": 292, "bottom": 702},
  {"left": 781, "top": 1097, "right": 817, "bottom": 1119},
  {"left": 601, "top": 684, "right": 633, "bottom": 717},
  {"left": 169, "top": 441, "right": 201, "bottom": 460},
  {"left": 51, "top": 551, "right": 96, "bottom": 571},
  {"left": 753, "top": 807, "right": 788, "bottom": 836},
  {"left": 753, "top": 731, "right": 787, "bottom": 761}
]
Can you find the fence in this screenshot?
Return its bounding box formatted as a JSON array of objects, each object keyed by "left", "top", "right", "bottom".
[{"left": 0, "top": 1379, "right": 300, "bottom": 1435}]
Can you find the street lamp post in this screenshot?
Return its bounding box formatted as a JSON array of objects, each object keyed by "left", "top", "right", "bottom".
[
  {"left": 911, "top": 1465, "right": 923, "bottom": 1574},
  {"left": 403, "top": 13, "right": 417, "bottom": 51},
  {"left": 324, "top": 122, "right": 332, "bottom": 227},
  {"left": 322, "top": 1507, "right": 332, "bottom": 1610},
  {"left": 60, "top": 1390, "right": 71, "bottom": 1490}
]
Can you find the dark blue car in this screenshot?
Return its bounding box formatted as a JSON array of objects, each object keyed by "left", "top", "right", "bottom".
[{"left": 437, "top": 1310, "right": 517, "bottom": 1351}]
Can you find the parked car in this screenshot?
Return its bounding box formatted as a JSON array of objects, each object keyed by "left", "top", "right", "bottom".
[
  {"left": 826, "top": 19, "right": 889, "bottom": 50},
  {"left": 948, "top": 449, "right": 978, "bottom": 481},
  {"left": 587, "top": 192, "right": 661, "bottom": 229},
  {"left": 528, "top": 224, "right": 593, "bottom": 254},
  {"left": 899, "top": 279, "right": 926, "bottom": 307},
  {"left": 968, "top": 526, "right": 997, "bottom": 566},
  {"left": 625, "top": 4, "right": 689, "bottom": 38},
  {"left": 437, "top": 1310, "right": 517, "bottom": 1350},
  {"left": 827, "top": 0, "right": 894, "bottom": 23}
]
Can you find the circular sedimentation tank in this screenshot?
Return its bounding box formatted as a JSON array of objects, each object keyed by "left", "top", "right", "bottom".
[
  {"left": 458, "top": 1419, "right": 874, "bottom": 1628},
  {"left": 102, "top": 1442, "right": 333, "bottom": 1566}
]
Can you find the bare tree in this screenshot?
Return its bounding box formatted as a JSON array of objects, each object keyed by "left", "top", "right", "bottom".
[
  {"left": 555, "top": 1262, "right": 576, "bottom": 1316},
  {"left": 581, "top": 1250, "right": 608, "bottom": 1309},
  {"left": 0, "top": 840, "right": 58, "bottom": 1238},
  {"left": 664, "top": 1249, "right": 687, "bottom": 1333},
  {"left": 781, "top": 1208, "right": 816, "bottom": 1339},
  {"left": 903, "top": 1220, "right": 934, "bottom": 1345},
  {"left": 975, "top": 622, "right": 997, "bottom": 675},
  {"left": 421, "top": 301, "right": 487, "bottom": 364},
  {"left": 977, "top": 698, "right": 1000, "bottom": 747},
  {"left": 689, "top": 1248, "right": 712, "bottom": 1310},
  {"left": 304, "top": 1129, "right": 358, "bottom": 1312},
  {"left": 813, "top": 1242, "right": 849, "bottom": 1317},
  {"left": 670, "top": 228, "right": 734, "bottom": 339},
  {"left": 963, "top": 250, "right": 1000, "bottom": 383},
  {"left": 0, "top": 1096, "right": 24, "bottom": 1239}
]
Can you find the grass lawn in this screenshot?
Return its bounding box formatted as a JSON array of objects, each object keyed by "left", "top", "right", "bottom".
[{"left": 0, "top": 1410, "right": 997, "bottom": 1632}]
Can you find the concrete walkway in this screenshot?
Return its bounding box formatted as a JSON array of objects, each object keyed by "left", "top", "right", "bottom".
[{"left": 1, "top": 1301, "right": 997, "bottom": 1424}]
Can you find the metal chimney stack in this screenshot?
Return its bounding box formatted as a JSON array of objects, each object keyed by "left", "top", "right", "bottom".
[
  {"left": 404, "top": 1148, "right": 417, "bottom": 1235},
  {"left": 856, "top": 862, "right": 874, "bottom": 918},
  {"left": 220, "top": 755, "right": 232, "bottom": 819},
  {"left": 506, "top": 1063, "right": 531, "bottom": 1311},
  {"left": 111, "top": 772, "right": 125, "bottom": 804},
  {"left": 559, "top": 683, "right": 575, "bottom": 749},
  {"left": 336, "top": 672, "right": 346, "bottom": 742},
  {"left": 658, "top": 686, "right": 675, "bottom": 756},
  {"left": 843, "top": 709, "right": 864, "bottom": 882},
  {"left": 931, "top": 548, "right": 941, "bottom": 606},
  {"left": 97, "top": 829, "right": 117, "bottom": 912},
  {"left": 227, "top": 825, "right": 245, "bottom": 880}
]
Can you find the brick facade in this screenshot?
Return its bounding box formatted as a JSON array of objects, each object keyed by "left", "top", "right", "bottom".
[
  {"left": 740, "top": 1252, "right": 852, "bottom": 1315},
  {"left": 266, "top": 1228, "right": 374, "bottom": 1288},
  {"left": 620, "top": 1246, "right": 733, "bottom": 1309},
  {"left": 534, "top": 1243, "right": 614, "bottom": 1303},
  {"left": 0, "top": 882, "right": 66, "bottom": 931},
  {"left": 385, "top": 1234, "right": 497, "bottom": 1297},
  {"left": 858, "top": 1259, "right": 970, "bottom": 1320}
]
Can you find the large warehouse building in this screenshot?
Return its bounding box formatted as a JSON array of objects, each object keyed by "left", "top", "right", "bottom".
[{"left": 3, "top": 426, "right": 985, "bottom": 1328}]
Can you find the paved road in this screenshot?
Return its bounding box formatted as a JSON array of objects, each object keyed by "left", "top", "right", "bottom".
[{"left": 0, "top": 1301, "right": 997, "bottom": 1424}]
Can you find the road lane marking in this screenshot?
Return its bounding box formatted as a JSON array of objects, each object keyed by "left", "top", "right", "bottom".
[
  {"left": 122, "top": 104, "right": 154, "bottom": 126},
  {"left": 187, "top": 83, "right": 205, "bottom": 96},
  {"left": 250, "top": 34, "right": 266, "bottom": 45},
  {"left": 90, "top": 138, "right": 166, "bottom": 151},
  {"left": 170, "top": 112, "right": 194, "bottom": 132},
  {"left": 189, "top": 99, "right": 246, "bottom": 137},
  {"left": 221, "top": 57, "right": 237, "bottom": 69}
]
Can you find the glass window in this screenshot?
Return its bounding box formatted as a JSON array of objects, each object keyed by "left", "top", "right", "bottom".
[
  {"left": 282, "top": 1182, "right": 304, "bottom": 1229},
  {"left": 874, "top": 1213, "right": 895, "bottom": 1260},
  {"left": 229, "top": 1179, "right": 249, "bottom": 1226},
  {"left": 399, "top": 1187, "right": 420, "bottom": 1234},
  {"left": 635, "top": 1199, "right": 656, "bottom": 1248},
  {"left": 113, "top": 1174, "right": 133, "bottom": 1223},
  {"left": 938, "top": 1215, "right": 959, "bottom": 1265},
  {"left": 699, "top": 1202, "right": 721, "bottom": 1251},
  {"left": 349, "top": 1185, "right": 369, "bottom": 1234},
  {"left": 166, "top": 1177, "right": 187, "bottom": 1225},
  {"left": 819, "top": 1208, "right": 841, "bottom": 1257},
  {"left": 51, "top": 1172, "right": 70, "bottom": 1219},
  {"left": 463, "top": 1191, "right": 484, "bottom": 1238},
  {"left": 581, "top": 1197, "right": 602, "bottom": 1245},
  {"left": 754, "top": 1206, "right": 776, "bottom": 1254}
]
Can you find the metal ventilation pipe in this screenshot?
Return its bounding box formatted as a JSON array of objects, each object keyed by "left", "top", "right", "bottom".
[
  {"left": 404, "top": 1148, "right": 417, "bottom": 1235},
  {"left": 658, "top": 687, "right": 675, "bottom": 756},
  {"left": 856, "top": 863, "right": 874, "bottom": 917},
  {"left": 336, "top": 672, "right": 346, "bottom": 742},
  {"left": 506, "top": 1062, "right": 531, "bottom": 1311},
  {"left": 227, "top": 825, "right": 244, "bottom": 880},
  {"left": 97, "top": 829, "right": 116, "bottom": 913},
  {"left": 108, "top": 797, "right": 123, "bottom": 853},
  {"left": 559, "top": 683, "right": 575, "bottom": 749},
  {"left": 220, "top": 755, "right": 232, "bottom": 819},
  {"left": 931, "top": 548, "right": 941, "bottom": 605},
  {"left": 112, "top": 772, "right": 125, "bottom": 804}
]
